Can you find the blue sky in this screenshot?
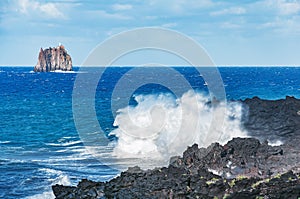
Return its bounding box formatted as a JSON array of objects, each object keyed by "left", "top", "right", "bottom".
[{"left": 1, "top": 0, "right": 300, "bottom": 66}]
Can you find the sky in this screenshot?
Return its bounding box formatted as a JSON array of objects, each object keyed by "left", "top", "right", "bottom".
[{"left": 1, "top": 0, "right": 300, "bottom": 66}]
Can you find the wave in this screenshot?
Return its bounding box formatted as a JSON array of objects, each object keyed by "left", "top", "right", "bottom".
[
  {"left": 49, "top": 70, "right": 87, "bottom": 74},
  {"left": 61, "top": 136, "right": 78, "bottom": 139},
  {"left": 25, "top": 191, "right": 55, "bottom": 199},
  {"left": 0, "top": 141, "right": 11, "bottom": 144},
  {"left": 268, "top": 140, "right": 283, "bottom": 146},
  {"left": 46, "top": 140, "right": 82, "bottom": 147},
  {"left": 50, "top": 70, "right": 75, "bottom": 73},
  {"left": 109, "top": 90, "right": 248, "bottom": 167},
  {"left": 55, "top": 146, "right": 84, "bottom": 153},
  {"left": 25, "top": 168, "right": 71, "bottom": 199}
]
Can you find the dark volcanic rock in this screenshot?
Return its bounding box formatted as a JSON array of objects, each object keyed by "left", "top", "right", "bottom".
[
  {"left": 170, "top": 137, "right": 291, "bottom": 179},
  {"left": 242, "top": 96, "right": 300, "bottom": 140},
  {"left": 52, "top": 97, "right": 300, "bottom": 199},
  {"left": 52, "top": 137, "right": 300, "bottom": 199},
  {"left": 34, "top": 45, "right": 72, "bottom": 72},
  {"left": 52, "top": 179, "right": 105, "bottom": 199}
]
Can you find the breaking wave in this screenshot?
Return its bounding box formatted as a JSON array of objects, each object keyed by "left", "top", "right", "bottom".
[
  {"left": 50, "top": 70, "right": 87, "bottom": 73},
  {"left": 25, "top": 168, "right": 71, "bottom": 199},
  {"left": 109, "top": 90, "right": 248, "bottom": 164}
]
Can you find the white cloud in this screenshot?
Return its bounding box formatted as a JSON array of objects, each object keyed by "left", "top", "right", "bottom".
[
  {"left": 161, "top": 22, "right": 177, "bottom": 28},
  {"left": 265, "top": 0, "right": 300, "bottom": 15},
  {"left": 277, "top": 0, "right": 300, "bottom": 15},
  {"left": 16, "top": 0, "right": 65, "bottom": 19},
  {"left": 262, "top": 16, "right": 300, "bottom": 34},
  {"left": 112, "top": 4, "right": 133, "bottom": 11},
  {"left": 93, "top": 10, "right": 132, "bottom": 20},
  {"left": 144, "top": 15, "right": 158, "bottom": 20},
  {"left": 39, "top": 3, "right": 65, "bottom": 18},
  {"left": 220, "top": 22, "right": 241, "bottom": 29},
  {"left": 210, "top": 7, "right": 246, "bottom": 16},
  {"left": 148, "top": 0, "right": 214, "bottom": 14},
  {"left": 255, "top": 0, "right": 300, "bottom": 35}
]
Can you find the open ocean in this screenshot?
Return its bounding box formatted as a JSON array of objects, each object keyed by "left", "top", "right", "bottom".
[{"left": 1, "top": 66, "right": 300, "bottom": 198}]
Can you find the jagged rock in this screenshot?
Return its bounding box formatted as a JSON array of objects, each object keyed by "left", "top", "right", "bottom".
[
  {"left": 52, "top": 137, "right": 300, "bottom": 199},
  {"left": 242, "top": 96, "right": 300, "bottom": 141},
  {"left": 52, "top": 185, "right": 76, "bottom": 199},
  {"left": 34, "top": 44, "right": 72, "bottom": 72},
  {"left": 52, "top": 97, "right": 300, "bottom": 198},
  {"left": 52, "top": 179, "right": 105, "bottom": 199}
]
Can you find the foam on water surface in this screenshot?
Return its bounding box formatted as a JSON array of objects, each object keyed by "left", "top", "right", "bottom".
[{"left": 109, "top": 91, "right": 248, "bottom": 167}]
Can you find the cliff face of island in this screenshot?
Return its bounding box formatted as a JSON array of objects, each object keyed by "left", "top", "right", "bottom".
[{"left": 34, "top": 45, "right": 72, "bottom": 72}]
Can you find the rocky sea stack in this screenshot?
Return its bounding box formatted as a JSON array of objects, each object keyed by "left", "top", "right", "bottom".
[{"left": 34, "top": 45, "right": 72, "bottom": 72}]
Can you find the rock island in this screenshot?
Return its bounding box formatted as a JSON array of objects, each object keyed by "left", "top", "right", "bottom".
[{"left": 34, "top": 44, "right": 72, "bottom": 72}]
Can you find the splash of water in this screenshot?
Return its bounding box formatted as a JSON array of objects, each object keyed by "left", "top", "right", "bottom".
[{"left": 109, "top": 90, "right": 248, "bottom": 165}]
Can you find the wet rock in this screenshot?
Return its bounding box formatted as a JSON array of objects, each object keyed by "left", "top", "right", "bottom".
[
  {"left": 52, "top": 180, "right": 105, "bottom": 199},
  {"left": 52, "top": 97, "right": 300, "bottom": 198},
  {"left": 52, "top": 185, "right": 76, "bottom": 199},
  {"left": 52, "top": 138, "right": 300, "bottom": 199},
  {"left": 242, "top": 96, "right": 300, "bottom": 141}
]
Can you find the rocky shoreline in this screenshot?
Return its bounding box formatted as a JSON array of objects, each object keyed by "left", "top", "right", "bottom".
[
  {"left": 52, "top": 97, "right": 300, "bottom": 198},
  {"left": 242, "top": 96, "right": 300, "bottom": 141}
]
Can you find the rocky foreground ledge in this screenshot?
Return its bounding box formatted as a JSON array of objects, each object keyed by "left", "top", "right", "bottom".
[
  {"left": 52, "top": 97, "right": 300, "bottom": 198},
  {"left": 52, "top": 137, "right": 300, "bottom": 199}
]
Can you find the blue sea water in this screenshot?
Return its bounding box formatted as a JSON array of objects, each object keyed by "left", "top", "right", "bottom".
[{"left": 0, "top": 66, "right": 300, "bottom": 198}]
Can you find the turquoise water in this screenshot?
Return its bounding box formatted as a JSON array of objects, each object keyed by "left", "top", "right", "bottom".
[{"left": 0, "top": 66, "right": 300, "bottom": 198}]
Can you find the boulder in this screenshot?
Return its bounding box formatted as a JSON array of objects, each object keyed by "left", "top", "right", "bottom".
[{"left": 242, "top": 96, "right": 300, "bottom": 140}]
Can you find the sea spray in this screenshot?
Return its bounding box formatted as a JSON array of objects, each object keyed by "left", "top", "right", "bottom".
[
  {"left": 109, "top": 90, "right": 248, "bottom": 166},
  {"left": 25, "top": 168, "right": 71, "bottom": 199}
]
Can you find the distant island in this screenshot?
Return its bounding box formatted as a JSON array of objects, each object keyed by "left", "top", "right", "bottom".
[{"left": 34, "top": 44, "right": 72, "bottom": 72}]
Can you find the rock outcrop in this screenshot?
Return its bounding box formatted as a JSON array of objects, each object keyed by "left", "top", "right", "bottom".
[
  {"left": 52, "top": 137, "right": 300, "bottom": 199},
  {"left": 34, "top": 45, "right": 72, "bottom": 72},
  {"left": 242, "top": 96, "right": 300, "bottom": 141},
  {"left": 52, "top": 97, "right": 300, "bottom": 198}
]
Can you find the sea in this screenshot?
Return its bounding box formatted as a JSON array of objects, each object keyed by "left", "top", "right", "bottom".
[{"left": 1, "top": 66, "right": 300, "bottom": 199}]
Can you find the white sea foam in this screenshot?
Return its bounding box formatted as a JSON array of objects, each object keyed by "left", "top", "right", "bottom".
[
  {"left": 109, "top": 91, "right": 248, "bottom": 166},
  {"left": 0, "top": 141, "right": 11, "bottom": 144},
  {"left": 268, "top": 140, "right": 284, "bottom": 146},
  {"left": 208, "top": 168, "right": 222, "bottom": 176},
  {"left": 62, "top": 136, "right": 78, "bottom": 139},
  {"left": 0, "top": 158, "right": 26, "bottom": 164},
  {"left": 25, "top": 191, "right": 55, "bottom": 199},
  {"left": 38, "top": 168, "right": 63, "bottom": 176},
  {"left": 50, "top": 70, "right": 86, "bottom": 73},
  {"left": 51, "top": 70, "right": 75, "bottom": 73},
  {"left": 46, "top": 140, "right": 82, "bottom": 147},
  {"left": 26, "top": 169, "right": 71, "bottom": 199},
  {"left": 55, "top": 147, "right": 80, "bottom": 153}
]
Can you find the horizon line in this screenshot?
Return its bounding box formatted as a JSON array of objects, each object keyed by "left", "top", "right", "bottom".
[{"left": 1, "top": 65, "right": 300, "bottom": 67}]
